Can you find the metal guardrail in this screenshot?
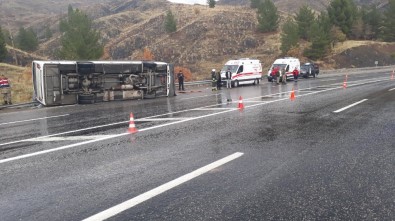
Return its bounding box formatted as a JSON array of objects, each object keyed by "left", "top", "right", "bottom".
[
  {"left": 183, "top": 80, "right": 212, "bottom": 86},
  {"left": 0, "top": 101, "right": 39, "bottom": 110},
  {"left": 180, "top": 65, "right": 395, "bottom": 85}
]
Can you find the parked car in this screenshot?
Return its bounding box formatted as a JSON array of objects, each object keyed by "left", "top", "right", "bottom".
[{"left": 301, "top": 63, "right": 319, "bottom": 78}]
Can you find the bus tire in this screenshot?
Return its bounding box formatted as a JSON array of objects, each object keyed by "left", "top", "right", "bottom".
[{"left": 78, "top": 94, "right": 95, "bottom": 104}]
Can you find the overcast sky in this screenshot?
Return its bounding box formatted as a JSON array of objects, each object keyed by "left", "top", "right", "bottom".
[{"left": 167, "top": 0, "right": 208, "bottom": 5}]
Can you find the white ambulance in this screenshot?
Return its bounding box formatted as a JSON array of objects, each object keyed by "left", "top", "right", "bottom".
[
  {"left": 267, "top": 57, "right": 300, "bottom": 82},
  {"left": 220, "top": 58, "right": 262, "bottom": 87}
]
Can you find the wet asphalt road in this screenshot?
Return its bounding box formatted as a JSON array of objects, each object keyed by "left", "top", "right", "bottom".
[{"left": 0, "top": 68, "right": 394, "bottom": 220}]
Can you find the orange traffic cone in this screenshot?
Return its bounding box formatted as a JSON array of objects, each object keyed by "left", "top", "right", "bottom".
[
  {"left": 238, "top": 96, "right": 244, "bottom": 109},
  {"left": 343, "top": 75, "right": 348, "bottom": 89},
  {"left": 290, "top": 88, "right": 295, "bottom": 101},
  {"left": 128, "top": 113, "right": 138, "bottom": 134}
]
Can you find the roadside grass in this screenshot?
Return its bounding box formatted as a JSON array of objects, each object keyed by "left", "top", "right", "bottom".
[{"left": 0, "top": 63, "right": 32, "bottom": 104}]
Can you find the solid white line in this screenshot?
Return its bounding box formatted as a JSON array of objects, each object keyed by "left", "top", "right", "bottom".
[
  {"left": 179, "top": 94, "right": 219, "bottom": 100},
  {"left": 25, "top": 135, "right": 117, "bottom": 142},
  {"left": 0, "top": 114, "right": 70, "bottom": 126},
  {"left": 193, "top": 108, "right": 238, "bottom": 110},
  {"left": 318, "top": 78, "right": 339, "bottom": 82},
  {"left": 82, "top": 152, "right": 244, "bottom": 221},
  {"left": 0, "top": 76, "right": 388, "bottom": 163},
  {"left": 242, "top": 101, "right": 269, "bottom": 103},
  {"left": 0, "top": 110, "right": 235, "bottom": 164},
  {"left": 0, "top": 121, "right": 129, "bottom": 147},
  {"left": 134, "top": 118, "right": 191, "bottom": 121},
  {"left": 333, "top": 99, "right": 368, "bottom": 113},
  {"left": 0, "top": 134, "right": 127, "bottom": 164},
  {"left": 389, "top": 88, "right": 395, "bottom": 91}
]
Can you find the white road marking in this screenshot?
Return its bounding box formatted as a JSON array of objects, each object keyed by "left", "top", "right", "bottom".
[
  {"left": 0, "top": 76, "right": 389, "bottom": 163},
  {"left": 25, "top": 135, "right": 116, "bottom": 142},
  {"left": 0, "top": 134, "right": 127, "bottom": 164},
  {"left": 0, "top": 121, "right": 129, "bottom": 147},
  {"left": 333, "top": 99, "right": 368, "bottom": 113},
  {"left": 0, "top": 114, "right": 69, "bottom": 126},
  {"left": 0, "top": 109, "right": 236, "bottom": 164},
  {"left": 179, "top": 94, "right": 219, "bottom": 100},
  {"left": 193, "top": 107, "right": 238, "bottom": 110},
  {"left": 82, "top": 152, "right": 244, "bottom": 221},
  {"left": 134, "top": 117, "right": 191, "bottom": 121},
  {"left": 389, "top": 88, "right": 395, "bottom": 91},
  {"left": 318, "top": 78, "right": 339, "bottom": 82}
]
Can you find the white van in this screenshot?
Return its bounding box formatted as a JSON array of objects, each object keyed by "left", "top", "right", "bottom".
[
  {"left": 220, "top": 58, "right": 262, "bottom": 87},
  {"left": 267, "top": 57, "right": 300, "bottom": 82}
]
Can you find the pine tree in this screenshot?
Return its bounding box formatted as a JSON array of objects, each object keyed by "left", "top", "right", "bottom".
[
  {"left": 0, "top": 26, "right": 7, "bottom": 61},
  {"left": 164, "top": 10, "right": 177, "bottom": 33},
  {"left": 327, "top": 0, "right": 357, "bottom": 37},
  {"left": 16, "top": 27, "right": 38, "bottom": 52},
  {"left": 304, "top": 13, "right": 331, "bottom": 60},
  {"left": 207, "top": 0, "right": 216, "bottom": 8},
  {"left": 361, "top": 6, "right": 381, "bottom": 39},
  {"left": 280, "top": 18, "right": 299, "bottom": 55},
  {"left": 58, "top": 5, "right": 103, "bottom": 59},
  {"left": 380, "top": 0, "right": 395, "bottom": 42},
  {"left": 295, "top": 5, "right": 315, "bottom": 40},
  {"left": 257, "top": 0, "right": 279, "bottom": 33}
]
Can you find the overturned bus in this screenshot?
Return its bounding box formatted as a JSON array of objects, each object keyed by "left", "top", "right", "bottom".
[{"left": 32, "top": 60, "right": 176, "bottom": 106}]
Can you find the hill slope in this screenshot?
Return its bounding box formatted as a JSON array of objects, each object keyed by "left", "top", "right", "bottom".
[{"left": 1, "top": 0, "right": 394, "bottom": 79}]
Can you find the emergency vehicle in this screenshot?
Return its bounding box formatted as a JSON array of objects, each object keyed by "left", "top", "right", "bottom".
[
  {"left": 32, "top": 60, "right": 176, "bottom": 106},
  {"left": 267, "top": 57, "right": 300, "bottom": 82},
  {"left": 220, "top": 58, "right": 262, "bottom": 87}
]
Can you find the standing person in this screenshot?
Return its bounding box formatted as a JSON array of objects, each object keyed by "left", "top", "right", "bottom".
[
  {"left": 225, "top": 68, "right": 232, "bottom": 88},
  {"left": 293, "top": 67, "right": 299, "bottom": 82},
  {"left": 177, "top": 70, "right": 185, "bottom": 91},
  {"left": 211, "top": 69, "right": 217, "bottom": 91},
  {"left": 0, "top": 74, "right": 11, "bottom": 105},
  {"left": 271, "top": 66, "right": 280, "bottom": 84},
  {"left": 281, "top": 66, "right": 287, "bottom": 84},
  {"left": 216, "top": 70, "right": 222, "bottom": 90}
]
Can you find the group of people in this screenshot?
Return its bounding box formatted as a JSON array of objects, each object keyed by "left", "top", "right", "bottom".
[
  {"left": 270, "top": 66, "right": 299, "bottom": 84},
  {"left": 0, "top": 74, "right": 11, "bottom": 105},
  {"left": 211, "top": 68, "right": 233, "bottom": 90}
]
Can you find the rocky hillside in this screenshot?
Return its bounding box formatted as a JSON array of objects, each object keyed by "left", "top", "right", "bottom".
[{"left": 1, "top": 0, "right": 394, "bottom": 79}]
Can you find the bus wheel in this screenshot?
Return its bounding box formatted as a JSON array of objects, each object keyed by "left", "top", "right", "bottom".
[{"left": 78, "top": 94, "right": 95, "bottom": 104}]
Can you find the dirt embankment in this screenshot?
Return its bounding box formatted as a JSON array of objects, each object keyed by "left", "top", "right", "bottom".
[
  {"left": 324, "top": 41, "right": 395, "bottom": 69},
  {"left": 0, "top": 64, "right": 33, "bottom": 104}
]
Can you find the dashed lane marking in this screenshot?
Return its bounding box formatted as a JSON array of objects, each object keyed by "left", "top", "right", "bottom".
[
  {"left": 82, "top": 152, "right": 244, "bottom": 221},
  {"left": 389, "top": 88, "right": 395, "bottom": 91},
  {"left": 333, "top": 99, "right": 368, "bottom": 113}
]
